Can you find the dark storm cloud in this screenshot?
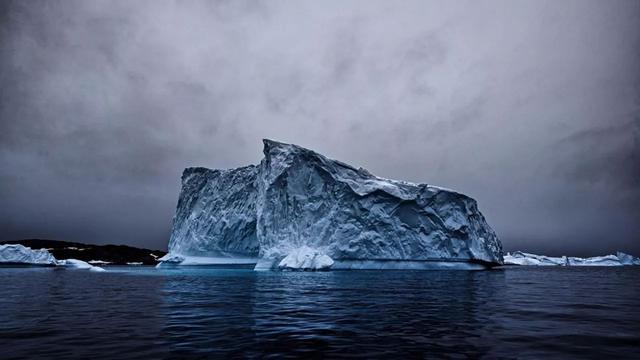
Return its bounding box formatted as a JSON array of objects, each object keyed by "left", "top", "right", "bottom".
[
  {"left": 1, "top": 0, "right": 639, "bottom": 255},
  {"left": 554, "top": 120, "right": 640, "bottom": 189}
]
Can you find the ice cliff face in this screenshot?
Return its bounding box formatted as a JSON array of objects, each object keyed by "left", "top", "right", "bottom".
[
  {"left": 168, "top": 166, "right": 259, "bottom": 257},
  {"left": 163, "top": 140, "right": 503, "bottom": 269}
]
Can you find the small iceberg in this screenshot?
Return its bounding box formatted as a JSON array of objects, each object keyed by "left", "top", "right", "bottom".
[
  {"left": 57, "top": 259, "right": 106, "bottom": 272},
  {"left": 156, "top": 253, "right": 185, "bottom": 266},
  {"left": 273, "top": 246, "right": 334, "bottom": 271},
  {"left": 503, "top": 252, "right": 567, "bottom": 266},
  {"left": 0, "top": 244, "right": 57, "bottom": 266},
  {"left": 504, "top": 251, "right": 640, "bottom": 266}
]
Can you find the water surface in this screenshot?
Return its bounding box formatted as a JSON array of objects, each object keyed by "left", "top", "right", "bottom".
[{"left": 1, "top": 267, "right": 638, "bottom": 359}]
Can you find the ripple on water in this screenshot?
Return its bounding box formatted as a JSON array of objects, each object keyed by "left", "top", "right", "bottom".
[{"left": 0, "top": 267, "right": 638, "bottom": 359}]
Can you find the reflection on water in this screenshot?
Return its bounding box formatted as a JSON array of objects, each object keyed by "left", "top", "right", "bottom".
[
  {"left": 1, "top": 267, "right": 639, "bottom": 359},
  {"left": 245, "top": 271, "right": 506, "bottom": 358}
]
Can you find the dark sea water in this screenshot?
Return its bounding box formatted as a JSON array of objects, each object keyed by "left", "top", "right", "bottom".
[{"left": 0, "top": 266, "right": 638, "bottom": 359}]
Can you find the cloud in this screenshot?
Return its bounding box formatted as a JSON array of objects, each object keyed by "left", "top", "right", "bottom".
[
  {"left": 553, "top": 119, "right": 640, "bottom": 189},
  {"left": 1, "top": 0, "right": 639, "bottom": 254}
]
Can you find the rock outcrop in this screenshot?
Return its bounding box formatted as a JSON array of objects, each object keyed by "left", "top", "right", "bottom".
[{"left": 161, "top": 140, "right": 503, "bottom": 270}]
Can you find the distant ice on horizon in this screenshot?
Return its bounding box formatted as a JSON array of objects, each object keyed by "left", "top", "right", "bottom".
[{"left": 503, "top": 251, "right": 640, "bottom": 266}]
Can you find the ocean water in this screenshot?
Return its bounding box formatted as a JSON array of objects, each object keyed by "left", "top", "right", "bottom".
[{"left": 0, "top": 267, "right": 638, "bottom": 359}]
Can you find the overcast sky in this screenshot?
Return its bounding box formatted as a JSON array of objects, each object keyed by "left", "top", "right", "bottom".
[{"left": 1, "top": 0, "right": 638, "bottom": 255}]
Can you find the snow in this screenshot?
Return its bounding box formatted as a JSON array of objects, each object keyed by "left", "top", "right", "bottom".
[
  {"left": 64, "top": 247, "right": 88, "bottom": 251},
  {"left": 57, "top": 259, "right": 106, "bottom": 272},
  {"left": 504, "top": 251, "right": 640, "bottom": 266},
  {"left": 276, "top": 246, "right": 334, "bottom": 271},
  {"left": 126, "top": 262, "right": 143, "bottom": 266},
  {"left": 160, "top": 139, "right": 504, "bottom": 270},
  {"left": 88, "top": 260, "right": 111, "bottom": 265},
  {"left": 0, "top": 244, "right": 57, "bottom": 266}
]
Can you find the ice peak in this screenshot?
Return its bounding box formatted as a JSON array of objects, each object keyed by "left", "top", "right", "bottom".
[
  {"left": 263, "top": 138, "right": 301, "bottom": 155},
  {"left": 261, "top": 139, "right": 324, "bottom": 161}
]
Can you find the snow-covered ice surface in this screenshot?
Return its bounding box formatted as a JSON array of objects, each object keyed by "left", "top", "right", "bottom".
[
  {"left": 504, "top": 251, "right": 640, "bottom": 266},
  {"left": 57, "top": 259, "right": 106, "bottom": 272},
  {"left": 160, "top": 139, "right": 503, "bottom": 270},
  {"left": 0, "top": 244, "right": 57, "bottom": 266}
]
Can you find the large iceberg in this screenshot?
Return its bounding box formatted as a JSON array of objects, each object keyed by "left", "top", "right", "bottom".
[
  {"left": 161, "top": 139, "right": 503, "bottom": 270},
  {"left": 504, "top": 251, "right": 640, "bottom": 266},
  {"left": 0, "top": 244, "right": 57, "bottom": 266}
]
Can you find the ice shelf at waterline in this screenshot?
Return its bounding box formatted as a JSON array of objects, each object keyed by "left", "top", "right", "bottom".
[
  {"left": 159, "top": 139, "right": 504, "bottom": 270},
  {"left": 504, "top": 251, "right": 640, "bottom": 266}
]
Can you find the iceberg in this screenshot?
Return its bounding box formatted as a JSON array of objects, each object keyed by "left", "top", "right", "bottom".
[
  {"left": 504, "top": 251, "right": 640, "bottom": 266},
  {"left": 57, "top": 259, "right": 106, "bottom": 272},
  {"left": 156, "top": 253, "right": 186, "bottom": 265},
  {"left": 0, "top": 244, "right": 57, "bottom": 266},
  {"left": 255, "top": 246, "right": 334, "bottom": 271},
  {"left": 615, "top": 252, "right": 640, "bottom": 265},
  {"left": 0, "top": 244, "right": 107, "bottom": 271},
  {"left": 160, "top": 139, "right": 504, "bottom": 270},
  {"left": 503, "top": 252, "right": 567, "bottom": 266}
]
